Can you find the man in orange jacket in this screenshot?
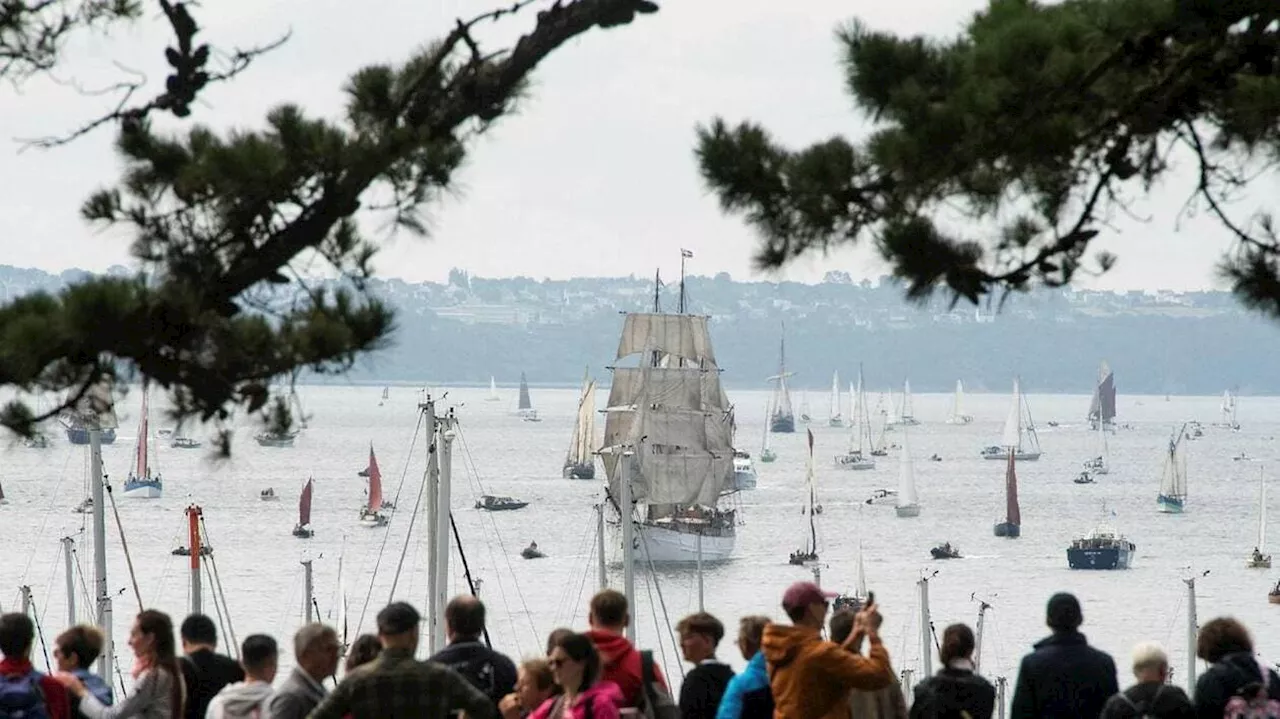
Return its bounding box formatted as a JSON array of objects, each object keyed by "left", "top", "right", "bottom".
[{"left": 762, "top": 582, "right": 894, "bottom": 719}]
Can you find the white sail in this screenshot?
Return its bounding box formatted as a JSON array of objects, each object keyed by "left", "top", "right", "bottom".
[
  {"left": 947, "top": 380, "right": 972, "bottom": 424},
  {"left": 895, "top": 428, "right": 920, "bottom": 515},
  {"left": 854, "top": 539, "right": 868, "bottom": 597},
  {"left": 1000, "top": 381, "right": 1023, "bottom": 448},
  {"left": 761, "top": 394, "right": 773, "bottom": 453},
  {"left": 1158, "top": 432, "right": 1188, "bottom": 499},
  {"left": 829, "top": 371, "right": 842, "bottom": 424},
  {"left": 567, "top": 378, "right": 596, "bottom": 465},
  {"left": 848, "top": 381, "right": 856, "bottom": 426},
  {"left": 486, "top": 377, "right": 499, "bottom": 401},
  {"left": 902, "top": 380, "right": 915, "bottom": 420},
  {"left": 1259, "top": 469, "right": 1268, "bottom": 550},
  {"left": 998, "top": 378, "right": 1041, "bottom": 457}
]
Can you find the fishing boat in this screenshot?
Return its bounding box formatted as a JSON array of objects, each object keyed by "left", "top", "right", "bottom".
[
  {"left": 1067, "top": 524, "right": 1134, "bottom": 570},
  {"left": 895, "top": 427, "right": 920, "bottom": 518},
  {"left": 835, "top": 365, "right": 876, "bottom": 470},
  {"left": 993, "top": 450, "right": 1021, "bottom": 537},
  {"left": 1087, "top": 362, "right": 1117, "bottom": 431},
  {"left": 767, "top": 331, "right": 796, "bottom": 433},
  {"left": 563, "top": 372, "right": 597, "bottom": 479},
  {"left": 260, "top": 488, "right": 278, "bottom": 501},
  {"left": 123, "top": 392, "right": 162, "bottom": 498},
  {"left": 1217, "top": 389, "right": 1240, "bottom": 430},
  {"left": 600, "top": 297, "right": 738, "bottom": 563},
  {"left": 789, "top": 430, "right": 820, "bottom": 565},
  {"left": 485, "top": 377, "right": 501, "bottom": 402},
  {"left": 1248, "top": 468, "right": 1270, "bottom": 568},
  {"left": 1157, "top": 424, "right": 1189, "bottom": 513},
  {"left": 475, "top": 495, "right": 528, "bottom": 511},
  {"left": 293, "top": 478, "right": 315, "bottom": 538},
  {"left": 930, "top": 542, "right": 961, "bottom": 559},
  {"left": 888, "top": 380, "right": 920, "bottom": 427},
  {"left": 828, "top": 371, "right": 843, "bottom": 427},
  {"left": 170, "top": 436, "right": 201, "bottom": 449},
  {"left": 516, "top": 372, "right": 538, "bottom": 421},
  {"left": 946, "top": 380, "right": 973, "bottom": 424},
  {"left": 732, "top": 451, "right": 758, "bottom": 490},
  {"left": 981, "top": 378, "right": 1042, "bottom": 461},
  {"left": 759, "top": 396, "right": 777, "bottom": 463}
]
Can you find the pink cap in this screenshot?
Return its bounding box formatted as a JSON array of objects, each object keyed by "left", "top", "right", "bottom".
[{"left": 782, "top": 581, "right": 838, "bottom": 610}]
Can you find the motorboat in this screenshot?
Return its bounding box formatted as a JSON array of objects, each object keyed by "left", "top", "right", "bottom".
[
  {"left": 475, "top": 495, "right": 528, "bottom": 511},
  {"left": 788, "top": 550, "right": 818, "bottom": 566},
  {"left": 171, "top": 436, "right": 201, "bottom": 449},
  {"left": 1074, "top": 472, "right": 1096, "bottom": 485},
  {"left": 521, "top": 542, "right": 545, "bottom": 559},
  {"left": 930, "top": 542, "right": 961, "bottom": 560},
  {"left": 260, "top": 488, "right": 279, "bottom": 501},
  {"left": 171, "top": 546, "right": 213, "bottom": 557},
  {"left": 1067, "top": 527, "right": 1134, "bottom": 569},
  {"left": 864, "top": 489, "right": 898, "bottom": 505}
]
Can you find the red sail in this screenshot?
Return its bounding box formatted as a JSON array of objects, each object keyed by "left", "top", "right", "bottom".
[
  {"left": 367, "top": 445, "right": 382, "bottom": 511},
  {"left": 299, "top": 478, "right": 313, "bottom": 526},
  {"left": 1005, "top": 450, "right": 1021, "bottom": 526}
]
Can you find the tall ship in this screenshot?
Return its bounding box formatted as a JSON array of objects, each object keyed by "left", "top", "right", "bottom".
[
  {"left": 601, "top": 279, "right": 738, "bottom": 563},
  {"left": 1087, "top": 362, "right": 1117, "bottom": 431},
  {"left": 993, "top": 450, "right": 1021, "bottom": 537},
  {"left": 981, "top": 378, "right": 1041, "bottom": 461},
  {"left": 563, "top": 371, "right": 597, "bottom": 479},
  {"left": 1157, "top": 424, "right": 1189, "bottom": 513},
  {"left": 767, "top": 331, "right": 795, "bottom": 433}
]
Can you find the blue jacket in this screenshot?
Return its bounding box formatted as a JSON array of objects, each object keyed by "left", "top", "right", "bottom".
[
  {"left": 73, "top": 667, "right": 113, "bottom": 707},
  {"left": 716, "top": 651, "right": 772, "bottom": 719}
]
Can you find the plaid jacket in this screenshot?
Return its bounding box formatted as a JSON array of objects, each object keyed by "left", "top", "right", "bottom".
[{"left": 306, "top": 647, "right": 496, "bottom": 719}]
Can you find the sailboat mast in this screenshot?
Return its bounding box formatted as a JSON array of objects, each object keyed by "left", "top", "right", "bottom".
[
  {"left": 919, "top": 575, "right": 933, "bottom": 677},
  {"left": 434, "top": 409, "right": 456, "bottom": 655},
  {"left": 89, "top": 417, "right": 112, "bottom": 688},
  {"left": 302, "top": 559, "right": 314, "bottom": 623},
  {"left": 187, "top": 505, "right": 202, "bottom": 614},
  {"left": 974, "top": 599, "right": 991, "bottom": 674},
  {"left": 61, "top": 537, "right": 76, "bottom": 625},
  {"left": 1183, "top": 576, "right": 1199, "bottom": 691},
  {"left": 596, "top": 504, "right": 607, "bottom": 590},
  {"left": 678, "top": 249, "right": 692, "bottom": 314},
  {"left": 422, "top": 397, "right": 441, "bottom": 653},
  {"left": 620, "top": 451, "right": 636, "bottom": 642},
  {"left": 1260, "top": 468, "right": 1267, "bottom": 550}
]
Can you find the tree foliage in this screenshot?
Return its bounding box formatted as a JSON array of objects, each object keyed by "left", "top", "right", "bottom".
[
  {"left": 0, "top": 0, "right": 658, "bottom": 452},
  {"left": 696, "top": 0, "right": 1280, "bottom": 314}
]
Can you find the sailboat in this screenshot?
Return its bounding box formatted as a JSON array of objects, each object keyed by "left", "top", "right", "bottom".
[
  {"left": 828, "top": 371, "right": 843, "bottom": 427},
  {"left": 563, "top": 372, "right": 597, "bottom": 479},
  {"left": 600, "top": 299, "right": 738, "bottom": 563},
  {"left": 789, "top": 430, "right": 820, "bottom": 565},
  {"left": 485, "top": 377, "right": 501, "bottom": 402},
  {"left": 799, "top": 391, "right": 812, "bottom": 424},
  {"left": 1156, "top": 424, "right": 1189, "bottom": 513},
  {"left": 0, "top": 478, "right": 7, "bottom": 505},
  {"left": 363, "top": 444, "right": 394, "bottom": 510},
  {"left": 835, "top": 365, "right": 875, "bottom": 470},
  {"left": 359, "top": 450, "right": 389, "bottom": 527},
  {"left": 1083, "top": 419, "right": 1110, "bottom": 475},
  {"left": 1248, "top": 468, "right": 1270, "bottom": 568},
  {"left": 1217, "top": 389, "right": 1240, "bottom": 430},
  {"left": 293, "top": 478, "right": 315, "bottom": 538},
  {"left": 516, "top": 372, "right": 539, "bottom": 421},
  {"left": 946, "top": 380, "right": 973, "bottom": 424},
  {"left": 767, "top": 332, "right": 795, "bottom": 433},
  {"left": 123, "top": 391, "right": 162, "bottom": 498},
  {"left": 1087, "top": 362, "right": 1117, "bottom": 431},
  {"left": 981, "top": 378, "right": 1042, "bottom": 461},
  {"left": 993, "top": 450, "right": 1021, "bottom": 537},
  {"left": 759, "top": 396, "right": 777, "bottom": 463},
  {"left": 891, "top": 380, "right": 921, "bottom": 426},
  {"left": 894, "top": 427, "right": 920, "bottom": 517},
  {"left": 380, "top": 386, "right": 389, "bottom": 401}
]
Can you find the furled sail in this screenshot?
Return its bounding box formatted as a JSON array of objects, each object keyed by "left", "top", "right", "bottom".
[{"left": 615, "top": 313, "right": 717, "bottom": 365}]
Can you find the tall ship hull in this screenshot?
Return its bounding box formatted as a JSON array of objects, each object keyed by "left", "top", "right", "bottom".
[
  {"left": 1067, "top": 545, "right": 1132, "bottom": 569},
  {"left": 612, "top": 517, "right": 736, "bottom": 563}
]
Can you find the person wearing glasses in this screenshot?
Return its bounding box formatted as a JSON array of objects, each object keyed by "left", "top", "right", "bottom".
[{"left": 528, "top": 633, "right": 622, "bottom": 719}]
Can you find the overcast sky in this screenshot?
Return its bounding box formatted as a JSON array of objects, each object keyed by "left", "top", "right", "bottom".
[{"left": 0, "top": 0, "right": 1265, "bottom": 290}]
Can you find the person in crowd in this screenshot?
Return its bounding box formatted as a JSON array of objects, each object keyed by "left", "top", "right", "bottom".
[
  {"left": 716, "top": 616, "right": 773, "bottom": 719},
  {"left": 344, "top": 635, "right": 381, "bottom": 673},
  {"left": 1099, "top": 641, "right": 1192, "bottom": 719},
  {"left": 499, "top": 659, "right": 556, "bottom": 719},
  {"left": 205, "top": 634, "right": 278, "bottom": 719},
  {"left": 676, "top": 613, "right": 734, "bottom": 719},
  {"left": 909, "top": 623, "right": 995, "bottom": 719},
  {"left": 584, "top": 590, "right": 666, "bottom": 708},
  {"left": 429, "top": 594, "right": 518, "bottom": 706},
  {"left": 56, "top": 609, "right": 184, "bottom": 718},
  {"left": 528, "top": 633, "right": 622, "bottom": 719},
  {"left": 763, "top": 581, "right": 894, "bottom": 718},
  {"left": 308, "top": 601, "right": 496, "bottom": 719},
  {"left": 545, "top": 629, "right": 573, "bottom": 658},
  {"left": 267, "top": 623, "right": 340, "bottom": 719},
  {"left": 830, "top": 609, "right": 907, "bottom": 719},
  {"left": 178, "top": 614, "right": 243, "bottom": 719},
  {"left": 1192, "top": 617, "right": 1280, "bottom": 718},
  {"left": 1010, "top": 592, "right": 1117, "bottom": 719},
  {"left": 0, "top": 612, "right": 71, "bottom": 719},
  {"left": 54, "top": 625, "right": 113, "bottom": 714}
]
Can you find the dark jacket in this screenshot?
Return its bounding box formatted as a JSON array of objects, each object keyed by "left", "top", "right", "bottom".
[
  {"left": 181, "top": 648, "right": 245, "bottom": 719},
  {"left": 427, "top": 638, "right": 518, "bottom": 707},
  {"left": 1193, "top": 651, "right": 1280, "bottom": 719},
  {"left": 1010, "top": 631, "right": 1118, "bottom": 719},
  {"left": 910, "top": 667, "right": 996, "bottom": 719},
  {"left": 679, "top": 661, "right": 735, "bottom": 719},
  {"left": 1100, "top": 681, "right": 1194, "bottom": 719}
]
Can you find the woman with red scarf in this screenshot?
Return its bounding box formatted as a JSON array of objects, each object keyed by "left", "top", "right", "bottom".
[{"left": 55, "top": 610, "right": 185, "bottom": 718}]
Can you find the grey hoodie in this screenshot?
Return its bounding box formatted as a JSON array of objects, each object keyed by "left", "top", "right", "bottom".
[{"left": 204, "top": 680, "right": 275, "bottom": 719}]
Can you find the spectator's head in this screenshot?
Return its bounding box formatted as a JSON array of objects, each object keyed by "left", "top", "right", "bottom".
[
  {"left": 781, "top": 581, "right": 836, "bottom": 629},
  {"left": 545, "top": 627, "right": 573, "bottom": 657},
  {"left": 0, "top": 613, "right": 34, "bottom": 661},
  {"left": 133, "top": 610, "right": 177, "bottom": 665},
  {"left": 241, "top": 634, "right": 279, "bottom": 683},
  {"left": 445, "top": 594, "right": 486, "bottom": 642},
  {"left": 548, "top": 632, "right": 600, "bottom": 695},
  {"left": 1197, "top": 617, "right": 1253, "bottom": 664},
  {"left": 1045, "top": 593, "right": 1082, "bottom": 633},
  {"left": 294, "top": 623, "right": 341, "bottom": 680},
  {"left": 1131, "top": 641, "right": 1170, "bottom": 683},
  {"left": 939, "top": 624, "right": 976, "bottom": 666},
  {"left": 736, "top": 615, "right": 770, "bottom": 661},
  {"left": 376, "top": 602, "right": 421, "bottom": 652},
  {"left": 676, "top": 612, "right": 724, "bottom": 664},
  {"left": 179, "top": 613, "right": 218, "bottom": 654},
  {"left": 54, "top": 625, "right": 106, "bottom": 672},
  {"left": 588, "top": 590, "right": 629, "bottom": 634},
  {"left": 830, "top": 609, "right": 858, "bottom": 644},
  {"left": 346, "top": 634, "right": 382, "bottom": 673},
  {"left": 516, "top": 658, "right": 556, "bottom": 711}
]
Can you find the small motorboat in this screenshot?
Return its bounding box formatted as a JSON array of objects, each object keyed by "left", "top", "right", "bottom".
[
  {"left": 930, "top": 542, "right": 961, "bottom": 560},
  {"left": 788, "top": 550, "right": 818, "bottom": 566},
  {"left": 171, "top": 436, "right": 201, "bottom": 449},
  {"left": 260, "top": 488, "right": 279, "bottom": 501},
  {"left": 1248, "top": 548, "right": 1272, "bottom": 569},
  {"left": 521, "top": 542, "right": 546, "bottom": 559},
  {"left": 1074, "top": 472, "right": 1096, "bottom": 485},
  {"left": 1046, "top": 421, "right": 1060, "bottom": 428},
  {"left": 760, "top": 447, "right": 777, "bottom": 463},
  {"left": 171, "top": 546, "right": 214, "bottom": 557},
  {"left": 929, "top": 454, "right": 942, "bottom": 462},
  {"left": 1234, "top": 452, "right": 1252, "bottom": 462},
  {"left": 255, "top": 431, "right": 297, "bottom": 448},
  {"left": 864, "top": 489, "right": 898, "bottom": 505},
  {"left": 475, "top": 495, "right": 528, "bottom": 511},
  {"left": 156, "top": 428, "right": 174, "bottom": 438}
]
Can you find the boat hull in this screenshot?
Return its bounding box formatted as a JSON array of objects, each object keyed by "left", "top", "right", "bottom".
[
  {"left": 123, "top": 479, "right": 162, "bottom": 498},
  {"left": 563, "top": 462, "right": 595, "bottom": 480},
  {"left": 256, "top": 436, "right": 295, "bottom": 448},
  {"left": 759, "top": 450, "right": 777, "bottom": 463},
  {"left": 993, "top": 522, "right": 1021, "bottom": 538},
  {"left": 292, "top": 525, "right": 314, "bottom": 539},
  {"left": 1157, "top": 494, "right": 1185, "bottom": 513},
  {"left": 616, "top": 523, "right": 736, "bottom": 563},
  {"left": 895, "top": 504, "right": 921, "bottom": 518},
  {"left": 1248, "top": 557, "right": 1272, "bottom": 569},
  {"left": 1067, "top": 546, "right": 1132, "bottom": 569},
  {"left": 983, "top": 450, "right": 1040, "bottom": 461},
  {"left": 1270, "top": 592, "right": 1280, "bottom": 605},
  {"left": 835, "top": 454, "right": 876, "bottom": 471},
  {"left": 770, "top": 416, "right": 795, "bottom": 433},
  {"left": 66, "top": 427, "right": 116, "bottom": 445},
  {"left": 930, "top": 548, "right": 960, "bottom": 560},
  {"left": 946, "top": 416, "right": 973, "bottom": 425}
]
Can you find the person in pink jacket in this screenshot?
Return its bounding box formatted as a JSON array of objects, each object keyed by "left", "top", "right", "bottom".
[{"left": 530, "top": 633, "right": 623, "bottom": 719}]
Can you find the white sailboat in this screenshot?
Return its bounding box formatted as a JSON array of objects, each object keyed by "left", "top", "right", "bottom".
[
  {"left": 981, "top": 378, "right": 1041, "bottom": 461},
  {"left": 759, "top": 395, "right": 777, "bottom": 463},
  {"left": 789, "top": 430, "right": 820, "bottom": 565},
  {"left": 835, "top": 364, "right": 875, "bottom": 470},
  {"left": 768, "top": 332, "right": 795, "bottom": 433},
  {"left": 485, "top": 377, "right": 500, "bottom": 402},
  {"left": 1083, "top": 419, "right": 1110, "bottom": 475},
  {"left": 1249, "top": 468, "right": 1270, "bottom": 568},
  {"left": 123, "top": 391, "right": 162, "bottom": 498},
  {"left": 895, "top": 427, "right": 920, "bottom": 517},
  {"left": 799, "top": 390, "right": 812, "bottom": 424},
  {"left": 563, "top": 372, "right": 597, "bottom": 479},
  {"left": 516, "top": 372, "right": 539, "bottom": 421},
  {"left": 1156, "top": 424, "right": 1188, "bottom": 513},
  {"left": 894, "top": 380, "right": 921, "bottom": 426},
  {"left": 1218, "top": 389, "right": 1240, "bottom": 430},
  {"left": 946, "top": 380, "right": 973, "bottom": 424},
  {"left": 828, "top": 371, "right": 843, "bottom": 427}
]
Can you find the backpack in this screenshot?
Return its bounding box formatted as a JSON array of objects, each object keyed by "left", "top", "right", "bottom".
[
  {"left": 1118, "top": 684, "right": 1165, "bottom": 719},
  {"left": 0, "top": 670, "right": 48, "bottom": 719},
  {"left": 636, "top": 650, "right": 680, "bottom": 719},
  {"left": 1223, "top": 659, "right": 1280, "bottom": 719}
]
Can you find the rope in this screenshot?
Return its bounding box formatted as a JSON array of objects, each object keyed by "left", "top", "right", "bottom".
[
  {"left": 25, "top": 590, "right": 52, "bottom": 672},
  {"left": 18, "top": 446, "right": 80, "bottom": 585},
  {"left": 449, "top": 512, "right": 491, "bottom": 648},
  {"left": 205, "top": 550, "right": 238, "bottom": 658},
  {"left": 103, "top": 479, "right": 144, "bottom": 611},
  {"left": 635, "top": 527, "right": 684, "bottom": 681},
  {"left": 387, "top": 429, "right": 428, "bottom": 601},
  {"left": 204, "top": 560, "right": 230, "bottom": 654}
]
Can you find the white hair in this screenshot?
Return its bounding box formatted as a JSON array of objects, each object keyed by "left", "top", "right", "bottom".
[
  {"left": 294, "top": 622, "right": 337, "bottom": 658},
  {"left": 1131, "top": 641, "right": 1168, "bottom": 676}
]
